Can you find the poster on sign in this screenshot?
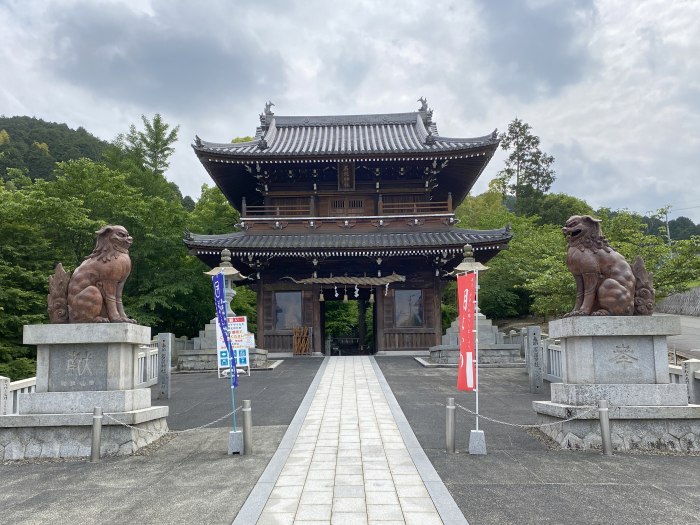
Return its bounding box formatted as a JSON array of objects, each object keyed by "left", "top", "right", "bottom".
[
  {"left": 457, "top": 272, "right": 476, "bottom": 392},
  {"left": 216, "top": 315, "right": 252, "bottom": 378}
]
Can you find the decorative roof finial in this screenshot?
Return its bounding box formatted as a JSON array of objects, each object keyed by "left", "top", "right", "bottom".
[
  {"left": 220, "top": 248, "right": 233, "bottom": 267},
  {"left": 264, "top": 101, "right": 275, "bottom": 116},
  {"left": 417, "top": 96, "right": 428, "bottom": 112},
  {"left": 194, "top": 135, "right": 202, "bottom": 147},
  {"left": 463, "top": 244, "right": 474, "bottom": 261}
]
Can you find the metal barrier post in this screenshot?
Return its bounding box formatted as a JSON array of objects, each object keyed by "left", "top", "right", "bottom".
[
  {"left": 598, "top": 400, "right": 613, "bottom": 456},
  {"left": 90, "top": 406, "right": 103, "bottom": 463},
  {"left": 243, "top": 400, "right": 253, "bottom": 455},
  {"left": 446, "top": 397, "right": 455, "bottom": 453}
]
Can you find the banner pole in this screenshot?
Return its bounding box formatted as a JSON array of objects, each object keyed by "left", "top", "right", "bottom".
[
  {"left": 230, "top": 352, "right": 237, "bottom": 432},
  {"left": 474, "top": 269, "right": 480, "bottom": 432}
]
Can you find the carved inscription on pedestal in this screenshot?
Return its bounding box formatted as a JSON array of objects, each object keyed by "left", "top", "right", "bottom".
[
  {"left": 611, "top": 344, "right": 638, "bottom": 366},
  {"left": 48, "top": 344, "right": 108, "bottom": 391}
]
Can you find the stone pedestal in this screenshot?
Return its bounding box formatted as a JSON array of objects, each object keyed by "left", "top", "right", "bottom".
[
  {"left": 177, "top": 318, "right": 218, "bottom": 370},
  {"left": 427, "top": 316, "right": 522, "bottom": 366},
  {"left": 249, "top": 347, "right": 268, "bottom": 368},
  {"left": 533, "top": 315, "right": 700, "bottom": 452},
  {"left": 0, "top": 324, "right": 168, "bottom": 461}
]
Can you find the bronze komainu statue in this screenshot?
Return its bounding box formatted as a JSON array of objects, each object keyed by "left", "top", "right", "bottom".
[
  {"left": 48, "top": 225, "right": 136, "bottom": 323},
  {"left": 562, "top": 215, "right": 654, "bottom": 317}
]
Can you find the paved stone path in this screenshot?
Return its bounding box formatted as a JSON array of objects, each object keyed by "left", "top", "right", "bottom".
[{"left": 237, "top": 356, "right": 464, "bottom": 525}]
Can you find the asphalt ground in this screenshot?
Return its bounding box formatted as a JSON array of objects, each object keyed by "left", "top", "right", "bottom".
[
  {"left": 3, "top": 356, "right": 700, "bottom": 524},
  {"left": 152, "top": 358, "right": 323, "bottom": 429},
  {"left": 1, "top": 358, "right": 322, "bottom": 525},
  {"left": 668, "top": 314, "right": 700, "bottom": 360},
  {"left": 376, "top": 357, "right": 700, "bottom": 525}
]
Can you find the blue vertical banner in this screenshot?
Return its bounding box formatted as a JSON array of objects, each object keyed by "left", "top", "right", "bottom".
[
  {"left": 212, "top": 271, "right": 238, "bottom": 432},
  {"left": 212, "top": 272, "right": 238, "bottom": 387}
]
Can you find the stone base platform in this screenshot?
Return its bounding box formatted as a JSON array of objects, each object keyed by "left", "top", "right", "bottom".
[
  {"left": 428, "top": 343, "right": 523, "bottom": 366},
  {"left": 532, "top": 315, "right": 698, "bottom": 452},
  {"left": 534, "top": 401, "right": 700, "bottom": 452},
  {"left": 178, "top": 347, "right": 268, "bottom": 371},
  {"left": 177, "top": 348, "right": 217, "bottom": 371},
  {"left": 0, "top": 323, "right": 169, "bottom": 461},
  {"left": 0, "top": 407, "right": 168, "bottom": 460}
]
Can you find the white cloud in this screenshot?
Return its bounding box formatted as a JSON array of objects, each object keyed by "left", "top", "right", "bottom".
[{"left": 1, "top": 0, "right": 699, "bottom": 222}]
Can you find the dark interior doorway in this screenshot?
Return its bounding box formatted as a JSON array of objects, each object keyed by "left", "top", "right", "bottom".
[{"left": 320, "top": 290, "right": 375, "bottom": 355}]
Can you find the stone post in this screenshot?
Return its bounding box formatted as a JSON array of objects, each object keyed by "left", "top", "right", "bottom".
[
  {"left": 0, "top": 376, "right": 9, "bottom": 415},
  {"left": 682, "top": 359, "right": 700, "bottom": 404},
  {"left": 157, "top": 333, "right": 174, "bottom": 400},
  {"left": 526, "top": 326, "right": 544, "bottom": 394}
]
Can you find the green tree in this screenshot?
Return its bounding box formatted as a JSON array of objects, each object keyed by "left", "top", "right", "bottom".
[
  {"left": 106, "top": 115, "right": 181, "bottom": 202},
  {"left": 669, "top": 216, "right": 700, "bottom": 241},
  {"left": 126, "top": 114, "right": 179, "bottom": 177},
  {"left": 534, "top": 193, "right": 594, "bottom": 227},
  {"left": 187, "top": 184, "right": 240, "bottom": 234},
  {"left": 491, "top": 118, "right": 555, "bottom": 215},
  {"left": 456, "top": 191, "right": 536, "bottom": 318}
]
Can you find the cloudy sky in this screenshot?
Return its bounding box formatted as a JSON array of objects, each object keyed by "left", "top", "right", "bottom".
[{"left": 1, "top": 0, "right": 699, "bottom": 222}]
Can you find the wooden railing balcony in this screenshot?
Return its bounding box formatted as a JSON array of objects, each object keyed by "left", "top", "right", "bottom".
[
  {"left": 379, "top": 200, "right": 451, "bottom": 215},
  {"left": 244, "top": 204, "right": 313, "bottom": 217},
  {"left": 241, "top": 193, "right": 453, "bottom": 219}
]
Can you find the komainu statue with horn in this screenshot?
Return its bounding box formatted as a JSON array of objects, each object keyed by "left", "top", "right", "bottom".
[
  {"left": 48, "top": 225, "right": 136, "bottom": 323},
  {"left": 562, "top": 215, "right": 655, "bottom": 317}
]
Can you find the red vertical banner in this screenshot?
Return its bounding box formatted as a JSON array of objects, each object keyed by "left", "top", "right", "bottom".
[{"left": 457, "top": 272, "right": 476, "bottom": 391}]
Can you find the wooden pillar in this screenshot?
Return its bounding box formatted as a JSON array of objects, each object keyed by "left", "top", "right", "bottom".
[
  {"left": 447, "top": 192, "right": 452, "bottom": 213},
  {"left": 358, "top": 299, "right": 366, "bottom": 353},
  {"left": 242, "top": 196, "right": 247, "bottom": 217},
  {"left": 433, "top": 275, "right": 442, "bottom": 346},
  {"left": 378, "top": 194, "right": 383, "bottom": 215},
  {"left": 256, "top": 275, "right": 265, "bottom": 348},
  {"left": 376, "top": 286, "right": 385, "bottom": 352},
  {"left": 312, "top": 283, "right": 322, "bottom": 355}
]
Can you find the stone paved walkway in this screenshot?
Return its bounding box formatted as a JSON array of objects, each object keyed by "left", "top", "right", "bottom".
[{"left": 241, "top": 356, "right": 462, "bottom": 525}]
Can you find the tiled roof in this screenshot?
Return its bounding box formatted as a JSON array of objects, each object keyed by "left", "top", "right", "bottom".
[
  {"left": 184, "top": 228, "right": 511, "bottom": 254},
  {"left": 195, "top": 112, "right": 498, "bottom": 159}
]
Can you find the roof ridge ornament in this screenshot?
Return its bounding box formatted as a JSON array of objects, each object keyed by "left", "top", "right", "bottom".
[
  {"left": 417, "top": 96, "right": 434, "bottom": 128},
  {"left": 259, "top": 101, "right": 275, "bottom": 130}
]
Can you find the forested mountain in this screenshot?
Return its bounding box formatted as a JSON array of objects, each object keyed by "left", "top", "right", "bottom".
[
  {"left": 0, "top": 116, "right": 108, "bottom": 182},
  {"left": 0, "top": 114, "right": 241, "bottom": 381},
  {"left": 1, "top": 115, "right": 698, "bottom": 381}
]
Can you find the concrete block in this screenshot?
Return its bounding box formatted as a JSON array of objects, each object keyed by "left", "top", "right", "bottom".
[
  {"left": 682, "top": 359, "right": 700, "bottom": 404},
  {"left": 18, "top": 389, "right": 152, "bottom": 414},
  {"left": 526, "top": 327, "right": 544, "bottom": 394},
  {"left": 468, "top": 430, "right": 486, "bottom": 455},
  {"left": 549, "top": 315, "right": 681, "bottom": 338},
  {"left": 550, "top": 383, "right": 689, "bottom": 406},
  {"left": 24, "top": 323, "right": 151, "bottom": 345},
  {"left": 157, "top": 333, "right": 173, "bottom": 400},
  {"left": 0, "top": 376, "right": 9, "bottom": 415},
  {"left": 558, "top": 333, "right": 673, "bottom": 385},
  {"left": 229, "top": 430, "right": 243, "bottom": 454}
]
